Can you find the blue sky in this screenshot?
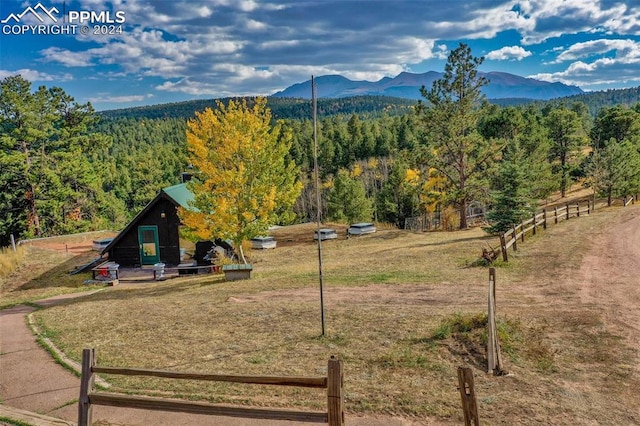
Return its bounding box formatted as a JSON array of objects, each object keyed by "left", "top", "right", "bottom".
[{"left": 1, "top": 0, "right": 639, "bottom": 110}]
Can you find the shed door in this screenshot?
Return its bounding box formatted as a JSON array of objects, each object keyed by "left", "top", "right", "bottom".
[{"left": 138, "top": 225, "right": 160, "bottom": 265}]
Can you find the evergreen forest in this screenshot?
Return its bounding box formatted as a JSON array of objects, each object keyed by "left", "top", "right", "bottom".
[{"left": 2, "top": 49, "right": 640, "bottom": 246}]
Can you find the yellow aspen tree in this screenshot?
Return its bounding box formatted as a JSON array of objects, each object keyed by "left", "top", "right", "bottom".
[
  {"left": 421, "top": 168, "right": 447, "bottom": 213},
  {"left": 179, "top": 97, "right": 302, "bottom": 264}
]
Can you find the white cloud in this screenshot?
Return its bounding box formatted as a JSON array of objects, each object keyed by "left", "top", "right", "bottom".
[
  {"left": 14, "top": 0, "right": 640, "bottom": 102},
  {"left": 516, "top": 0, "right": 632, "bottom": 44},
  {"left": 156, "top": 78, "right": 254, "bottom": 97},
  {"left": 40, "top": 27, "right": 244, "bottom": 80},
  {"left": 553, "top": 38, "right": 640, "bottom": 62},
  {"left": 531, "top": 37, "right": 640, "bottom": 88},
  {"left": 486, "top": 46, "right": 533, "bottom": 61},
  {"left": 211, "top": 63, "right": 274, "bottom": 80},
  {"left": 87, "top": 94, "right": 148, "bottom": 103},
  {"left": 434, "top": 44, "right": 449, "bottom": 60},
  {"left": 195, "top": 5, "right": 213, "bottom": 18},
  {"left": 395, "top": 38, "right": 439, "bottom": 64},
  {"left": 40, "top": 47, "right": 96, "bottom": 67},
  {"left": 245, "top": 18, "right": 267, "bottom": 31},
  {"left": 341, "top": 65, "right": 407, "bottom": 83},
  {"left": 237, "top": 0, "right": 259, "bottom": 13},
  {"left": 259, "top": 39, "right": 300, "bottom": 50},
  {"left": 0, "top": 69, "right": 73, "bottom": 82},
  {"left": 530, "top": 54, "right": 640, "bottom": 89}
]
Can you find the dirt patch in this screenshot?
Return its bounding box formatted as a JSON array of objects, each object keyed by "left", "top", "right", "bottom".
[
  {"left": 227, "top": 284, "right": 463, "bottom": 307},
  {"left": 21, "top": 231, "right": 117, "bottom": 255}
]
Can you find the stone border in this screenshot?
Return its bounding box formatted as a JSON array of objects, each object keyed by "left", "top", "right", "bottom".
[
  {"left": 25, "top": 291, "right": 111, "bottom": 389},
  {"left": 0, "top": 405, "right": 75, "bottom": 426}
]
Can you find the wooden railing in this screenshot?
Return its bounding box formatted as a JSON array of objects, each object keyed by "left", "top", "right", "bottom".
[
  {"left": 499, "top": 201, "right": 591, "bottom": 262},
  {"left": 78, "top": 348, "right": 344, "bottom": 425},
  {"left": 624, "top": 195, "right": 636, "bottom": 207}
]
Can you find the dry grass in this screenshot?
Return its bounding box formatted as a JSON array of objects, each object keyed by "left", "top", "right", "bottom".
[
  {"left": 0, "top": 245, "right": 25, "bottom": 278},
  {"left": 10, "top": 204, "right": 640, "bottom": 425},
  {"left": 0, "top": 244, "right": 106, "bottom": 309}
]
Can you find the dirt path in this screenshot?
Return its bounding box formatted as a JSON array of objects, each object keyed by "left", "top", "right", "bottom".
[{"left": 577, "top": 208, "right": 640, "bottom": 370}]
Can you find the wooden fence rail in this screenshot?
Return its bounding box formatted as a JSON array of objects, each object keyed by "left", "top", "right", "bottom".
[
  {"left": 78, "top": 349, "right": 344, "bottom": 426},
  {"left": 499, "top": 201, "right": 591, "bottom": 262}
]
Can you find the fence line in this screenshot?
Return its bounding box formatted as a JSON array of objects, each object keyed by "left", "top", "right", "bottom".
[
  {"left": 17, "top": 230, "right": 114, "bottom": 246},
  {"left": 78, "top": 349, "right": 344, "bottom": 426},
  {"left": 404, "top": 211, "right": 485, "bottom": 232},
  {"left": 499, "top": 201, "right": 590, "bottom": 262}
]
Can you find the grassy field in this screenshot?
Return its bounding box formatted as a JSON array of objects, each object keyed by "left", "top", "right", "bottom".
[
  {"left": 4, "top": 205, "right": 640, "bottom": 425},
  {"left": 0, "top": 231, "right": 114, "bottom": 309}
]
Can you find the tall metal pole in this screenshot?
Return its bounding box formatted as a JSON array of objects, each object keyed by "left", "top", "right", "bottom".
[{"left": 312, "top": 75, "right": 326, "bottom": 336}]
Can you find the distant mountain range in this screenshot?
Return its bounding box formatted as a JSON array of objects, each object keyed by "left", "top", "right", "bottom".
[
  {"left": 272, "top": 71, "right": 584, "bottom": 100},
  {"left": 100, "top": 81, "right": 639, "bottom": 121}
]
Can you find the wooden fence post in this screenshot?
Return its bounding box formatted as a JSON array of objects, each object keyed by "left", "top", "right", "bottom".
[
  {"left": 520, "top": 221, "right": 525, "bottom": 242},
  {"left": 499, "top": 233, "right": 508, "bottom": 262},
  {"left": 554, "top": 206, "right": 558, "bottom": 224},
  {"left": 78, "top": 348, "right": 96, "bottom": 426},
  {"left": 487, "top": 268, "right": 503, "bottom": 375},
  {"left": 532, "top": 213, "right": 537, "bottom": 235},
  {"left": 587, "top": 199, "right": 591, "bottom": 214},
  {"left": 458, "top": 367, "right": 480, "bottom": 426},
  {"left": 327, "top": 356, "right": 344, "bottom": 426},
  {"left": 511, "top": 225, "right": 517, "bottom": 251},
  {"left": 566, "top": 203, "right": 570, "bottom": 220},
  {"left": 576, "top": 202, "right": 580, "bottom": 217},
  {"left": 542, "top": 209, "right": 547, "bottom": 230}
]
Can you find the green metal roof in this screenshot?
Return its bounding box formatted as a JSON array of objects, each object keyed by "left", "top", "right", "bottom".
[{"left": 162, "top": 183, "right": 194, "bottom": 209}]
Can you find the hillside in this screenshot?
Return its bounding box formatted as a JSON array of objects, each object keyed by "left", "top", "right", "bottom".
[
  {"left": 98, "top": 95, "right": 416, "bottom": 121},
  {"left": 6, "top": 203, "right": 640, "bottom": 425},
  {"left": 98, "top": 86, "right": 640, "bottom": 122},
  {"left": 543, "top": 85, "right": 640, "bottom": 116}
]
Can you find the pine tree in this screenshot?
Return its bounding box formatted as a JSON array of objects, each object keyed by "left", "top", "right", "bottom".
[
  {"left": 545, "top": 106, "right": 587, "bottom": 197},
  {"left": 417, "top": 43, "right": 498, "bottom": 229},
  {"left": 587, "top": 140, "right": 640, "bottom": 206},
  {"left": 591, "top": 105, "right": 640, "bottom": 149},
  {"left": 327, "top": 169, "right": 373, "bottom": 224},
  {"left": 485, "top": 139, "right": 536, "bottom": 234},
  {"left": 0, "top": 75, "right": 114, "bottom": 242}
]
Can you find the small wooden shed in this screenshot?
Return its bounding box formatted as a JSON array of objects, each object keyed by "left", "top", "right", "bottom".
[{"left": 102, "top": 183, "right": 193, "bottom": 267}]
